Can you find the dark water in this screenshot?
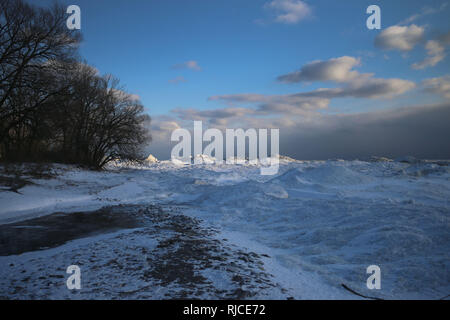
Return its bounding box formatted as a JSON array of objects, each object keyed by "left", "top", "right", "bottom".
[
  {"left": 0, "top": 206, "right": 142, "bottom": 256},
  {"left": 0, "top": 205, "right": 280, "bottom": 299}
]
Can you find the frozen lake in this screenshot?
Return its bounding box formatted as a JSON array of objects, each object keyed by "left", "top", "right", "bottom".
[{"left": 0, "top": 158, "right": 449, "bottom": 299}]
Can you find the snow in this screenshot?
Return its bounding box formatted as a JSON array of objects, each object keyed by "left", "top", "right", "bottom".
[
  {"left": 0, "top": 159, "right": 449, "bottom": 299},
  {"left": 395, "top": 155, "right": 420, "bottom": 164},
  {"left": 145, "top": 154, "right": 158, "bottom": 163},
  {"left": 194, "top": 154, "right": 217, "bottom": 164}
]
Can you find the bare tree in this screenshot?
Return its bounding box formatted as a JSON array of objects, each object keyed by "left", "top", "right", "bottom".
[
  {"left": 92, "top": 76, "right": 151, "bottom": 168},
  {"left": 0, "top": 0, "right": 80, "bottom": 154},
  {"left": 46, "top": 63, "right": 151, "bottom": 168},
  {"left": 0, "top": 1, "right": 151, "bottom": 167}
]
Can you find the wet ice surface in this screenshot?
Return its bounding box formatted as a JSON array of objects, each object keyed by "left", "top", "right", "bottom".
[
  {"left": 0, "top": 159, "right": 449, "bottom": 299},
  {"left": 0, "top": 205, "right": 286, "bottom": 299},
  {"left": 0, "top": 206, "right": 141, "bottom": 256}
]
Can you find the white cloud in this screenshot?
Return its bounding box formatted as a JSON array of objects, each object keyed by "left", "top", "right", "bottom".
[
  {"left": 277, "top": 56, "right": 363, "bottom": 83},
  {"left": 203, "top": 56, "right": 415, "bottom": 120},
  {"left": 145, "top": 117, "right": 183, "bottom": 159},
  {"left": 172, "top": 60, "right": 202, "bottom": 71},
  {"left": 129, "top": 94, "right": 141, "bottom": 101},
  {"left": 340, "top": 78, "right": 415, "bottom": 99},
  {"left": 209, "top": 94, "right": 329, "bottom": 116},
  {"left": 375, "top": 25, "right": 425, "bottom": 51},
  {"left": 168, "top": 76, "right": 187, "bottom": 84},
  {"left": 210, "top": 77, "right": 414, "bottom": 116},
  {"left": 111, "top": 89, "right": 141, "bottom": 102},
  {"left": 264, "top": 0, "right": 312, "bottom": 24},
  {"left": 172, "top": 107, "right": 255, "bottom": 120},
  {"left": 412, "top": 32, "right": 450, "bottom": 70},
  {"left": 277, "top": 56, "right": 416, "bottom": 99},
  {"left": 295, "top": 78, "right": 415, "bottom": 100},
  {"left": 422, "top": 75, "right": 450, "bottom": 99},
  {"left": 150, "top": 118, "right": 181, "bottom": 142},
  {"left": 412, "top": 40, "right": 446, "bottom": 69}
]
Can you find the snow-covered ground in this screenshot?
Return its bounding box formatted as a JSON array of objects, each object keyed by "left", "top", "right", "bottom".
[{"left": 0, "top": 158, "right": 449, "bottom": 299}]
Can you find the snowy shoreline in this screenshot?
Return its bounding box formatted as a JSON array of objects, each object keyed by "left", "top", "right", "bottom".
[{"left": 0, "top": 159, "right": 449, "bottom": 299}]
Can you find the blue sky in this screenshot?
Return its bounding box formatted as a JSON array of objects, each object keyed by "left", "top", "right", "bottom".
[
  {"left": 36, "top": 0, "right": 450, "bottom": 159},
  {"left": 39, "top": 0, "right": 448, "bottom": 112}
]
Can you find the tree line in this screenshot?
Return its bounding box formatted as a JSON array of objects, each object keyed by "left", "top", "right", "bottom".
[{"left": 0, "top": 0, "right": 151, "bottom": 168}]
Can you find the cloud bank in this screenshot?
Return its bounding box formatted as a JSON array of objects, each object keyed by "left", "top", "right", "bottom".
[
  {"left": 279, "top": 103, "right": 450, "bottom": 160},
  {"left": 147, "top": 54, "right": 446, "bottom": 160},
  {"left": 148, "top": 103, "right": 450, "bottom": 160}
]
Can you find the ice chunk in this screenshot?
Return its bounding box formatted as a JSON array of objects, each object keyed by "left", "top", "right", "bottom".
[
  {"left": 395, "top": 155, "right": 420, "bottom": 164},
  {"left": 145, "top": 154, "right": 158, "bottom": 163}
]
